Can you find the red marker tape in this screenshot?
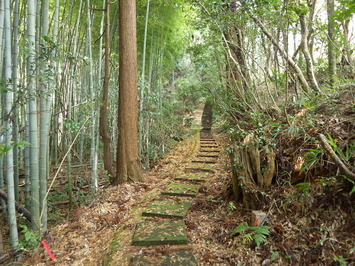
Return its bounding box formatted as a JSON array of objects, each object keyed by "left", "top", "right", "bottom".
[{"left": 41, "top": 240, "right": 56, "bottom": 261}]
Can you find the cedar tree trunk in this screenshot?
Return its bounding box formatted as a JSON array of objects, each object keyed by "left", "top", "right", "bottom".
[{"left": 115, "top": 0, "right": 144, "bottom": 184}]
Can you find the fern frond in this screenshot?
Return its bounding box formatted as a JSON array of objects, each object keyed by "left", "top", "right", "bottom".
[
  {"left": 231, "top": 222, "right": 249, "bottom": 236},
  {"left": 254, "top": 233, "right": 267, "bottom": 247},
  {"left": 250, "top": 225, "right": 271, "bottom": 236}
]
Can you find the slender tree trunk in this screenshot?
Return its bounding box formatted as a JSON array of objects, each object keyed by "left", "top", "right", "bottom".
[
  {"left": 28, "top": 0, "right": 41, "bottom": 232},
  {"left": 11, "top": 0, "right": 20, "bottom": 203},
  {"left": 0, "top": 1, "right": 4, "bottom": 72},
  {"left": 249, "top": 13, "right": 315, "bottom": 94},
  {"left": 51, "top": 0, "right": 60, "bottom": 164},
  {"left": 4, "top": 0, "right": 19, "bottom": 247},
  {"left": 327, "top": 0, "right": 336, "bottom": 87},
  {"left": 0, "top": 152, "right": 5, "bottom": 217},
  {"left": 340, "top": 20, "right": 354, "bottom": 70},
  {"left": 139, "top": 0, "right": 150, "bottom": 156},
  {"left": 115, "top": 0, "right": 144, "bottom": 184},
  {"left": 39, "top": 0, "right": 50, "bottom": 231},
  {"left": 299, "top": 14, "right": 321, "bottom": 93},
  {"left": 86, "top": 0, "right": 98, "bottom": 192},
  {"left": 99, "top": 0, "right": 114, "bottom": 181}
]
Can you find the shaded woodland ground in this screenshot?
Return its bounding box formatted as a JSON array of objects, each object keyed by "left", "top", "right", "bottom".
[{"left": 1, "top": 90, "right": 353, "bottom": 265}]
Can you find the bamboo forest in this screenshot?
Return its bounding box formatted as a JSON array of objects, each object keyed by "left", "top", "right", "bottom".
[{"left": 0, "top": 0, "right": 354, "bottom": 264}]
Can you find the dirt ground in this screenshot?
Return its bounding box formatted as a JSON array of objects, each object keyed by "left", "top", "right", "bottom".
[{"left": 2, "top": 93, "right": 355, "bottom": 265}]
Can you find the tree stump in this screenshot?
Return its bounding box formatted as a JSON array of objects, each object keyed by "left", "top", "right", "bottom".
[{"left": 229, "top": 134, "right": 276, "bottom": 209}]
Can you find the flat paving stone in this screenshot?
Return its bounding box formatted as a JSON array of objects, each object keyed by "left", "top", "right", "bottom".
[
  {"left": 130, "top": 250, "right": 198, "bottom": 266},
  {"left": 174, "top": 173, "right": 208, "bottom": 182},
  {"left": 200, "top": 143, "right": 217, "bottom": 146},
  {"left": 200, "top": 149, "right": 220, "bottom": 152},
  {"left": 132, "top": 220, "right": 188, "bottom": 246},
  {"left": 196, "top": 154, "right": 219, "bottom": 158},
  {"left": 200, "top": 145, "right": 218, "bottom": 148},
  {"left": 185, "top": 164, "right": 213, "bottom": 172},
  {"left": 191, "top": 159, "right": 216, "bottom": 164},
  {"left": 142, "top": 200, "right": 192, "bottom": 218},
  {"left": 161, "top": 183, "right": 200, "bottom": 197},
  {"left": 161, "top": 250, "right": 198, "bottom": 265}
]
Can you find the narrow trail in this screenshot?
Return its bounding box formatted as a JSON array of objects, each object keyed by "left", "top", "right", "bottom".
[
  {"left": 105, "top": 101, "right": 220, "bottom": 265},
  {"left": 26, "top": 102, "right": 236, "bottom": 265}
]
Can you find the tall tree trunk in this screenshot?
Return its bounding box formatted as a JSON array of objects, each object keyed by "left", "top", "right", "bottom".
[
  {"left": 4, "top": 0, "right": 19, "bottom": 248},
  {"left": 11, "top": 0, "right": 20, "bottom": 203},
  {"left": 249, "top": 13, "right": 315, "bottom": 94},
  {"left": 299, "top": 14, "right": 321, "bottom": 93},
  {"left": 115, "top": 0, "right": 144, "bottom": 184},
  {"left": 340, "top": 20, "right": 354, "bottom": 70},
  {"left": 139, "top": 0, "right": 150, "bottom": 156},
  {"left": 99, "top": 0, "right": 114, "bottom": 181},
  {"left": 327, "top": 0, "right": 336, "bottom": 87},
  {"left": 28, "top": 0, "right": 41, "bottom": 233},
  {"left": 0, "top": 1, "right": 4, "bottom": 72},
  {"left": 39, "top": 0, "right": 50, "bottom": 231},
  {"left": 86, "top": 0, "right": 98, "bottom": 193},
  {"left": 51, "top": 0, "right": 60, "bottom": 164}
]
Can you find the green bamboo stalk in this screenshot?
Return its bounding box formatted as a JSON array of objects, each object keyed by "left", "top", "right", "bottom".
[
  {"left": 4, "top": 0, "right": 19, "bottom": 248},
  {"left": 28, "top": 0, "right": 41, "bottom": 233},
  {"left": 11, "top": 0, "right": 20, "bottom": 203}
]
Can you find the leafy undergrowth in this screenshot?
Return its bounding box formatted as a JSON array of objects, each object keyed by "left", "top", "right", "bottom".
[
  {"left": 4, "top": 91, "right": 355, "bottom": 265},
  {"left": 218, "top": 88, "right": 355, "bottom": 264}
]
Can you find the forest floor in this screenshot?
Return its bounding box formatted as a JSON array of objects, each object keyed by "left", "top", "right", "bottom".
[{"left": 2, "top": 91, "right": 355, "bottom": 265}]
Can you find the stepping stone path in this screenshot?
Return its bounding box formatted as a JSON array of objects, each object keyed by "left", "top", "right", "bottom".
[
  {"left": 161, "top": 183, "right": 200, "bottom": 197},
  {"left": 132, "top": 220, "right": 188, "bottom": 246},
  {"left": 130, "top": 100, "right": 220, "bottom": 264},
  {"left": 142, "top": 200, "right": 192, "bottom": 218}
]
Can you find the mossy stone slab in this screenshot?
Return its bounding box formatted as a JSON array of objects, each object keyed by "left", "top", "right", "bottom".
[
  {"left": 161, "top": 250, "right": 198, "bottom": 266},
  {"left": 200, "top": 149, "right": 220, "bottom": 153},
  {"left": 130, "top": 250, "right": 198, "bottom": 266},
  {"left": 191, "top": 159, "right": 216, "bottom": 164},
  {"left": 174, "top": 173, "right": 208, "bottom": 182},
  {"left": 161, "top": 183, "right": 200, "bottom": 197},
  {"left": 132, "top": 220, "right": 188, "bottom": 246},
  {"left": 200, "top": 145, "right": 219, "bottom": 148},
  {"left": 185, "top": 164, "right": 213, "bottom": 172},
  {"left": 196, "top": 154, "right": 219, "bottom": 158},
  {"left": 142, "top": 200, "right": 192, "bottom": 218}
]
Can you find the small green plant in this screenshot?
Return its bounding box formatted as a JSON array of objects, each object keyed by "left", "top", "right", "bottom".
[
  {"left": 300, "top": 149, "right": 323, "bottom": 174},
  {"left": 295, "top": 182, "right": 311, "bottom": 201},
  {"left": 228, "top": 201, "right": 237, "bottom": 210},
  {"left": 270, "top": 250, "right": 280, "bottom": 261},
  {"left": 326, "top": 133, "right": 355, "bottom": 162},
  {"left": 17, "top": 224, "right": 40, "bottom": 251},
  {"left": 333, "top": 255, "right": 348, "bottom": 265},
  {"left": 316, "top": 176, "right": 336, "bottom": 187},
  {"left": 325, "top": 134, "right": 355, "bottom": 195},
  {"left": 231, "top": 222, "right": 271, "bottom": 247}
]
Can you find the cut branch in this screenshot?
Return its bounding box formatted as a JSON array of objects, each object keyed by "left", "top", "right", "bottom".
[
  {"left": 317, "top": 133, "right": 355, "bottom": 182},
  {"left": 0, "top": 189, "right": 32, "bottom": 222}
]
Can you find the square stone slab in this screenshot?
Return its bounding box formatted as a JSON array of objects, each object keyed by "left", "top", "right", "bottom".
[
  {"left": 161, "top": 250, "right": 198, "bottom": 265},
  {"left": 130, "top": 250, "right": 198, "bottom": 266},
  {"left": 200, "top": 149, "right": 220, "bottom": 153},
  {"left": 142, "top": 200, "right": 192, "bottom": 218},
  {"left": 200, "top": 144, "right": 218, "bottom": 148},
  {"left": 191, "top": 159, "right": 216, "bottom": 164},
  {"left": 161, "top": 183, "right": 200, "bottom": 197},
  {"left": 196, "top": 154, "right": 219, "bottom": 158},
  {"left": 174, "top": 173, "right": 208, "bottom": 182},
  {"left": 185, "top": 164, "right": 213, "bottom": 172},
  {"left": 132, "top": 220, "right": 188, "bottom": 246}
]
